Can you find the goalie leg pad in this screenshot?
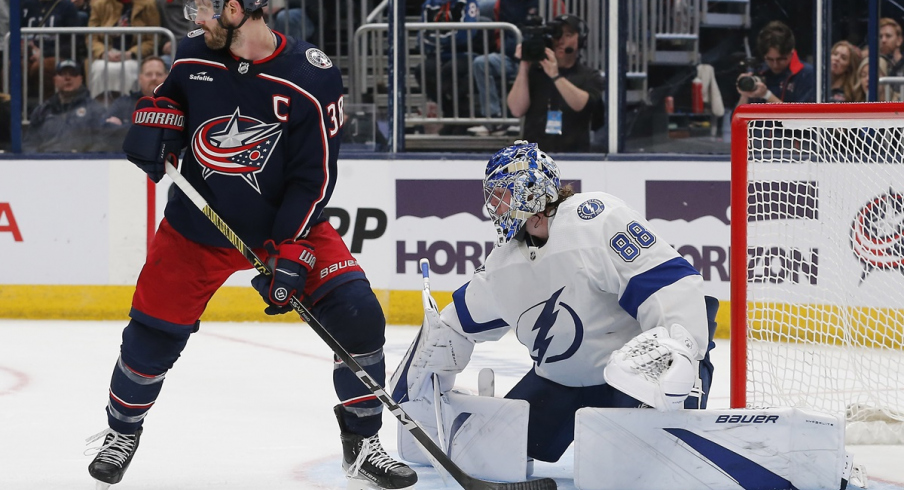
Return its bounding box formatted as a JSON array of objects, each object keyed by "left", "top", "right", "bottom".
[
  {"left": 574, "top": 407, "right": 847, "bottom": 490},
  {"left": 397, "top": 390, "right": 530, "bottom": 482},
  {"left": 505, "top": 368, "right": 643, "bottom": 462}
]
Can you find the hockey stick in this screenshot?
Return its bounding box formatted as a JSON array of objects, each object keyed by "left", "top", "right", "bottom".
[
  {"left": 420, "top": 259, "right": 453, "bottom": 486},
  {"left": 163, "top": 161, "right": 557, "bottom": 490},
  {"left": 420, "top": 260, "right": 448, "bottom": 454}
]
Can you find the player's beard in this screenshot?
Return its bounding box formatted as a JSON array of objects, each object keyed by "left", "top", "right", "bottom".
[{"left": 203, "top": 22, "right": 233, "bottom": 50}]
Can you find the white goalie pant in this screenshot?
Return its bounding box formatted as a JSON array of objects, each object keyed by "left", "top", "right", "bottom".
[
  {"left": 397, "top": 389, "right": 530, "bottom": 482},
  {"left": 574, "top": 407, "right": 848, "bottom": 490}
]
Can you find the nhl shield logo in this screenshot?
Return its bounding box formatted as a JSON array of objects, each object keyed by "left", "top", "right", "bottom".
[
  {"left": 191, "top": 107, "right": 283, "bottom": 193},
  {"left": 238, "top": 61, "right": 250, "bottom": 74},
  {"left": 306, "top": 48, "right": 333, "bottom": 69}
]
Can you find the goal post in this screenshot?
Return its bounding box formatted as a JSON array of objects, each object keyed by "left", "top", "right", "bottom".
[{"left": 730, "top": 102, "right": 904, "bottom": 444}]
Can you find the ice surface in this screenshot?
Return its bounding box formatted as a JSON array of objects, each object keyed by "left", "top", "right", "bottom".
[{"left": 0, "top": 320, "right": 900, "bottom": 489}]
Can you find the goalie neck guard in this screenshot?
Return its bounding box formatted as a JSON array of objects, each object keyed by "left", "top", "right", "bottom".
[{"left": 483, "top": 141, "right": 561, "bottom": 246}]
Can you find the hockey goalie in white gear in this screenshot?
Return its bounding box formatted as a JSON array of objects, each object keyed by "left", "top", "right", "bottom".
[
  {"left": 604, "top": 323, "right": 700, "bottom": 411},
  {"left": 388, "top": 270, "right": 531, "bottom": 483}
]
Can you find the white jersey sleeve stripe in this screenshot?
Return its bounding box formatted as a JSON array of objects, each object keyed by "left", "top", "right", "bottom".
[
  {"left": 452, "top": 284, "right": 510, "bottom": 334},
  {"left": 618, "top": 257, "right": 701, "bottom": 318}
]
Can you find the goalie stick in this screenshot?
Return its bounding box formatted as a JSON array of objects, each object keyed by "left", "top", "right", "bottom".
[
  {"left": 163, "top": 161, "right": 557, "bottom": 490},
  {"left": 420, "top": 259, "right": 454, "bottom": 486}
]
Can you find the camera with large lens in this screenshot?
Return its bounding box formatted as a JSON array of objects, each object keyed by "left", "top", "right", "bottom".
[
  {"left": 737, "top": 75, "right": 763, "bottom": 92},
  {"left": 736, "top": 57, "right": 761, "bottom": 92},
  {"left": 521, "top": 15, "right": 564, "bottom": 62}
]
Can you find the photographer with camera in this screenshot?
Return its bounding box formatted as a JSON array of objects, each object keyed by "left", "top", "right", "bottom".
[
  {"left": 507, "top": 14, "right": 604, "bottom": 153},
  {"left": 736, "top": 21, "right": 815, "bottom": 105}
]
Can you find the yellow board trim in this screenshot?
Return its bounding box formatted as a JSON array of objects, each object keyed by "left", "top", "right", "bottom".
[
  {"left": 0, "top": 284, "right": 738, "bottom": 341},
  {"left": 0, "top": 285, "right": 454, "bottom": 325}
]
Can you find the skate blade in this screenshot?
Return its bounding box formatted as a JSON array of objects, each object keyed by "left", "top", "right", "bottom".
[
  {"left": 346, "top": 478, "right": 415, "bottom": 490},
  {"left": 95, "top": 481, "right": 112, "bottom": 490}
]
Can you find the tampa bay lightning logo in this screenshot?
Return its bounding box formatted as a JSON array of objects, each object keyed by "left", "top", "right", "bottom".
[
  {"left": 517, "top": 287, "right": 583, "bottom": 365},
  {"left": 192, "top": 107, "right": 282, "bottom": 193},
  {"left": 577, "top": 199, "right": 605, "bottom": 220},
  {"left": 851, "top": 188, "right": 904, "bottom": 282}
]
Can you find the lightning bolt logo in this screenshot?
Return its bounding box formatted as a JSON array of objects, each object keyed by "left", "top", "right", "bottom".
[{"left": 521, "top": 287, "right": 583, "bottom": 365}]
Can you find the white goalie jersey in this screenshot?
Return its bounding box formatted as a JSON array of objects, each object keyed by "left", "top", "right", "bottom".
[{"left": 443, "top": 191, "right": 709, "bottom": 387}]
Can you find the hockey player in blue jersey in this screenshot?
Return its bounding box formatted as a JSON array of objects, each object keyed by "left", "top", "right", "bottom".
[
  {"left": 391, "top": 141, "right": 717, "bottom": 469},
  {"left": 85, "top": 0, "right": 417, "bottom": 488}
]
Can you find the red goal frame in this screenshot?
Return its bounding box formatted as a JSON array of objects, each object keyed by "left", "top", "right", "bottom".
[{"left": 728, "top": 102, "right": 904, "bottom": 410}]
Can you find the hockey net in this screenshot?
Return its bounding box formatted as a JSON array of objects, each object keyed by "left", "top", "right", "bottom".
[{"left": 730, "top": 103, "right": 904, "bottom": 444}]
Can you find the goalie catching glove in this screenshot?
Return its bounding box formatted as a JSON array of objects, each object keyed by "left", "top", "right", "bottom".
[
  {"left": 122, "top": 96, "right": 185, "bottom": 182},
  {"left": 251, "top": 239, "right": 316, "bottom": 315},
  {"left": 604, "top": 324, "right": 699, "bottom": 411}
]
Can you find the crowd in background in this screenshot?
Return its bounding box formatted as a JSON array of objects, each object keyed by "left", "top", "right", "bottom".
[{"left": 2, "top": 0, "right": 904, "bottom": 154}]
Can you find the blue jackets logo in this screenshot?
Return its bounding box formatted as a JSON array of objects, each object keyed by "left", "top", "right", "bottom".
[
  {"left": 851, "top": 188, "right": 904, "bottom": 282},
  {"left": 192, "top": 107, "right": 283, "bottom": 193}
]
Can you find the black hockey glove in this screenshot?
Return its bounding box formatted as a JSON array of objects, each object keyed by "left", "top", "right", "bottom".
[
  {"left": 122, "top": 96, "right": 185, "bottom": 183},
  {"left": 251, "top": 239, "right": 316, "bottom": 315}
]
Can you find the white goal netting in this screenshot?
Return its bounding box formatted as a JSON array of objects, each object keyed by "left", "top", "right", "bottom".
[{"left": 738, "top": 110, "right": 904, "bottom": 444}]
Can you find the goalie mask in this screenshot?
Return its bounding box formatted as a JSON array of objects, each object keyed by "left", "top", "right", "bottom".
[{"left": 484, "top": 141, "right": 561, "bottom": 245}]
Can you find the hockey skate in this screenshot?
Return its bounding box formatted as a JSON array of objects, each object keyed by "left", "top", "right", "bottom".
[
  {"left": 86, "top": 427, "right": 143, "bottom": 489},
  {"left": 335, "top": 405, "right": 417, "bottom": 490}
]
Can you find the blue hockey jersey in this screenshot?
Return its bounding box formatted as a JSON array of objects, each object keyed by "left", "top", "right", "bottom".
[{"left": 154, "top": 30, "right": 344, "bottom": 249}]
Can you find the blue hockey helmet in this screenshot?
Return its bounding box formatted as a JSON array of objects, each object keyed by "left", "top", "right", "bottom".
[{"left": 483, "top": 141, "right": 561, "bottom": 245}]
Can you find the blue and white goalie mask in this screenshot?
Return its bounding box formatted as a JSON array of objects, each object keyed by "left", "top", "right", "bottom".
[{"left": 483, "top": 141, "right": 561, "bottom": 245}]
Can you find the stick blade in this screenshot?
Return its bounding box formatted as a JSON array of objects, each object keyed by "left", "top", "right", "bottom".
[{"left": 478, "top": 477, "right": 558, "bottom": 489}]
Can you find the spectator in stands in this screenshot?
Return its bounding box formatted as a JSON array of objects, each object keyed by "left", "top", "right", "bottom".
[
  {"left": 87, "top": 0, "right": 161, "bottom": 99},
  {"left": 265, "top": 0, "right": 316, "bottom": 41},
  {"left": 829, "top": 40, "right": 862, "bottom": 103},
  {"left": 72, "top": 0, "right": 92, "bottom": 26},
  {"left": 468, "top": 0, "right": 540, "bottom": 136},
  {"left": 414, "top": 0, "right": 481, "bottom": 136},
  {"left": 879, "top": 17, "right": 904, "bottom": 76},
  {"left": 0, "top": 93, "right": 10, "bottom": 152},
  {"left": 857, "top": 56, "right": 893, "bottom": 102},
  {"left": 736, "top": 21, "right": 816, "bottom": 105},
  {"left": 22, "top": 0, "right": 82, "bottom": 100},
  {"left": 0, "top": 0, "right": 9, "bottom": 49},
  {"left": 24, "top": 59, "right": 106, "bottom": 152},
  {"left": 156, "top": 0, "right": 192, "bottom": 66},
  {"left": 506, "top": 14, "right": 604, "bottom": 153},
  {"left": 0, "top": 0, "right": 8, "bottom": 83},
  {"left": 104, "top": 55, "right": 168, "bottom": 126}
]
